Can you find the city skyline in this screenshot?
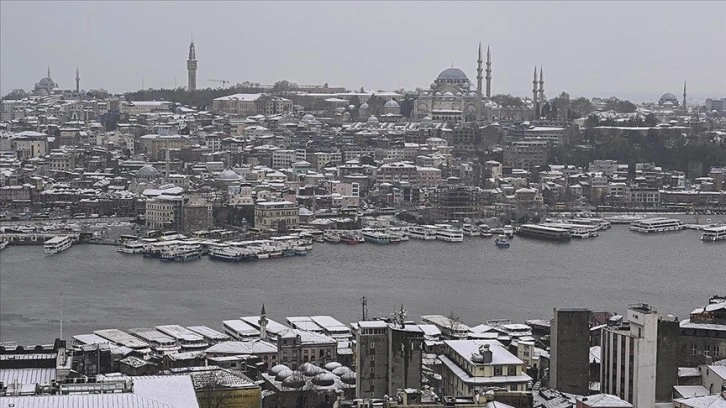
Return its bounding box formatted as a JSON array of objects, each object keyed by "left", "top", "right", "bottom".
[{"left": 1, "top": 1, "right": 725, "bottom": 102}]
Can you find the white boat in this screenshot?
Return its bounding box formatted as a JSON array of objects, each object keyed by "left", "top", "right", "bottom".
[
  {"left": 435, "top": 224, "right": 464, "bottom": 242},
  {"left": 118, "top": 241, "right": 146, "bottom": 254},
  {"left": 462, "top": 224, "right": 480, "bottom": 237},
  {"left": 629, "top": 218, "right": 684, "bottom": 233},
  {"left": 409, "top": 225, "right": 438, "bottom": 240},
  {"left": 361, "top": 228, "right": 390, "bottom": 244},
  {"left": 701, "top": 225, "right": 726, "bottom": 242},
  {"left": 44, "top": 235, "right": 73, "bottom": 255}
]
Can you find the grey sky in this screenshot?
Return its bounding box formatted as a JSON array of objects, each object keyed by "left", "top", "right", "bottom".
[{"left": 1, "top": 1, "right": 725, "bottom": 103}]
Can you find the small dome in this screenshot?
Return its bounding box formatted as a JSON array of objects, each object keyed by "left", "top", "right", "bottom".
[
  {"left": 312, "top": 372, "right": 336, "bottom": 387},
  {"left": 269, "top": 364, "right": 289, "bottom": 375},
  {"left": 340, "top": 372, "right": 356, "bottom": 385},
  {"left": 282, "top": 373, "right": 306, "bottom": 389},
  {"left": 275, "top": 368, "right": 294, "bottom": 382},
  {"left": 217, "top": 169, "right": 241, "bottom": 181},
  {"left": 383, "top": 100, "right": 400, "bottom": 108},
  {"left": 324, "top": 362, "right": 342, "bottom": 371},
  {"left": 331, "top": 366, "right": 352, "bottom": 376},
  {"left": 136, "top": 165, "right": 161, "bottom": 178},
  {"left": 300, "top": 362, "right": 325, "bottom": 376}
]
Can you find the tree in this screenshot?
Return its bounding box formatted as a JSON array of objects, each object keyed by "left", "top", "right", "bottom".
[{"left": 2, "top": 88, "right": 28, "bottom": 100}]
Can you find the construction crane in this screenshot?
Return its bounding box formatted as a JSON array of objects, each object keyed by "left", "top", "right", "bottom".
[{"left": 208, "top": 79, "right": 230, "bottom": 88}]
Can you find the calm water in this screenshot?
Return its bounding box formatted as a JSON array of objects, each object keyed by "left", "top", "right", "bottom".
[{"left": 1, "top": 216, "right": 725, "bottom": 344}]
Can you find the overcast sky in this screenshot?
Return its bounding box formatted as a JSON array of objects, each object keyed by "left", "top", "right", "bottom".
[{"left": 1, "top": 1, "right": 725, "bottom": 103}]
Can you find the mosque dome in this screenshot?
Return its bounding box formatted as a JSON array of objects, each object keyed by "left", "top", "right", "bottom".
[
  {"left": 282, "top": 373, "right": 306, "bottom": 389},
  {"left": 217, "top": 169, "right": 241, "bottom": 181},
  {"left": 340, "top": 372, "right": 356, "bottom": 385},
  {"left": 136, "top": 165, "right": 161, "bottom": 178},
  {"left": 436, "top": 67, "right": 470, "bottom": 84},
  {"left": 312, "top": 372, "right": 336, "bottom": 387},
  {"left": 658, "top": 93, "right": 679, "bottom": 106},
  {"left": 384, "top": 100, "right": 400, "bottom": 108},
  {"left": 324, "top": 362, "right": 342, "bottom": 371}
]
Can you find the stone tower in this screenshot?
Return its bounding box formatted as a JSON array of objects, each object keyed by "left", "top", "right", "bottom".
[{"left": 187, "top": 38, "right": 197, "bottom": 92}]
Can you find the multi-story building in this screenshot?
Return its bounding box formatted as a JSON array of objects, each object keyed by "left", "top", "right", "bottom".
[
  {"left": 354, "top": 320, "right": 424, "bottom": 399},
  {"left": 679, "top": 296, "right": 726, "bottom": 367},
  {"left": 503, "top": 140, "right": 549, "bottom": 172},
  {"left": 601, "top": 304, "right": 679, "bottom": 408},
  {"left": 439, "top": 339, "right": 532, "bottom": 395},
  {"left": 254, "top": 201, "right": 299, "bottom": 231},
  {"left": 550, "top": 308, "right": 592, "bottom": 395}
]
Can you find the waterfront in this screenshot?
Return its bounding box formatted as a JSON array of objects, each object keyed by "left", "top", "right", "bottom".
[{"left": 1, "top": 220, "right": 725, "bottom": 344}]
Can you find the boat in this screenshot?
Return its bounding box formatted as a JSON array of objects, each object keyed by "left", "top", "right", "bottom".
[
  {"left": 117, "top": 241, "right": 146, "bottom": 254},
  {"left": 408, "top": 225, "right": 438, "bottom": 240},
  {"left": 43, "top": 235, "right": 73, "bottom": 255},
  {"left": 462, "top": 224, "right": 480, "bottom": 237},
  {"left": 361, "top": 228, "right": 390, "bottom": 244},
  {"left": 435, "top": 224, "right": 464, "bottom": 243},
  {"left": 478, "top": 224, "right": 493, "bottom": 238},
  {"left": 495, "top": 235, "right": 510, "bottom": 248},
  {"left": 701, "top": 225, "right": 726, "bottom": 242},
  {"left": 517, "top": 224, "right": 571, "bottom": 241},
  {"left": 160, "top": 244, "right": 203, "bottom": 262},
  {"left": 629, "top": 218, "right": 684, "bottom": 233}
]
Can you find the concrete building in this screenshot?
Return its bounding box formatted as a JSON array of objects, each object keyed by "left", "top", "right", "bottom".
[
  {"left": 254, "top": 200, "right": 299, "bottom": 231},
  {"left": 550, "top": 308, "right": 592, "bottom": 395}
]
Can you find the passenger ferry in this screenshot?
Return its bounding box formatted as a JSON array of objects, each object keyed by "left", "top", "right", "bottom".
[
  {"left": 43, "top": 235, "right": 73, "bottom": 255},
  {"left": 435, "top": 224, "right": 464, "bottom": 243},
  {"left": 701, "top": 225, "right": 726, "bottom": 242},
  {"left": 462, "top": 224, "right": 480, "bottom": 237},
  {"left": 361, "top": 228, "right": 391, "bottom": 244},
  {"left": 495, "top": 235, "right": 510, "bottom": 248},
  {"left": 408, "top": 225, "right": 438, "bottom": 240},
  {"left": 118, "top": 241, "right": 146, "bottom": 254},
  {"left": 517, "top": 224, "right": 571, "bottom": 241},
  {"left": 629, "top": 218, "right": 684, "bottom": 233}
]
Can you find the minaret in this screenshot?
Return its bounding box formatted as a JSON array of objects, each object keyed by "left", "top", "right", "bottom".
[
  {"left": 485, "top": 45, "right": 492, "bottom": 98},
  {"left": 476, "top": 42, "right": 483, "bottom": 96},
  {"left": 258, "top": 303, "right": 268, "bottom": 341},
  {"left": 683, "top": 81, "right": 687, "bottom": 111},
  {"left": 538, "top": 65, "right": 545, "bottom": 103},
  {"left": 533, "top": 65, "right": 539, "bottom": 119},
  {"left": 187, "top": 37, "right": 197, "bottom": 92},
  {"left": 75, "top": 67, "right": 80, "bottom": 94}
]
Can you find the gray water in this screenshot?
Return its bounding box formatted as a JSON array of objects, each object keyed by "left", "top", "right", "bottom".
[{"left": 1, "top": 218, "right": 725, "bottom": 344}]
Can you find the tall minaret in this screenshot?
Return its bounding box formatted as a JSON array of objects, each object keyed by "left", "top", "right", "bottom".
[
  {"left": 75, "top": 67, "right": 80, "bottom": 94},
  {"left": 187, "top": 37, "right": 197, "bottom": 92},
  {"left": 683, "top": 81, "right": 687, "bottom": 111},
  {"left": 485, "top": 45, "right": 492, "bottom": 98},
  {"left": 476, "top": 42, "right": 483, "bottom": 96},
  {"left": 533, "top": 65, "right": 539, "bottom": 119},
  {"left": 258, "top": 303, "right": 268, "bottom": 341},
  {"left": 538, "top": 65, "right": 545, "bottom": 103}
]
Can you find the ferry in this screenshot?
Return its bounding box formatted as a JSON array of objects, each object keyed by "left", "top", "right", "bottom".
[
  {"left": 629, "top": 218, "right": 684, "bottom": 233},
  {"left": 160, "top": 244, "right": 203, "bottom": 262},
  {"left": 435, "top": 224, "right": 464, "bottom": 242},
  {"left": 517, "top": 224, "right": 571, "bottom": 241},
  {"left": 118, "top": 241, "right": 146, "bottom": 254},
  {"left": 462, "top": 224, "right": 480, "bottom": 237},
  {"left": 43, "top": 235, "right": 73, "bottom": 255},
  {"left": 495, "top": 235, "right": 510, "bottom": 248},
  {"left": 701, "top": 225, "right": 726, "bottom": 242},
  {"left": 408, "top": 225, "right": 437, "bottom": 240},
  {"left": 479, "top": 224, "right": 493, "bottom": 238},
  {"left": 361, "top": 228, "right": 391, "bottom": 245}
]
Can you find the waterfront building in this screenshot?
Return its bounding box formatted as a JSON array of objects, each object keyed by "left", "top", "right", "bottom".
[
  {"left": 550, "top": 308, "right": 592, "bottom": 395},
  {"left": 679, "top": 295, "right": 726, "bottom": 367},
  {"left": 354, "top": 319, "right": 424, "bottom": 399},
  {"left": 254, "top": 200, "right": 299, "bottom": 231}
]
